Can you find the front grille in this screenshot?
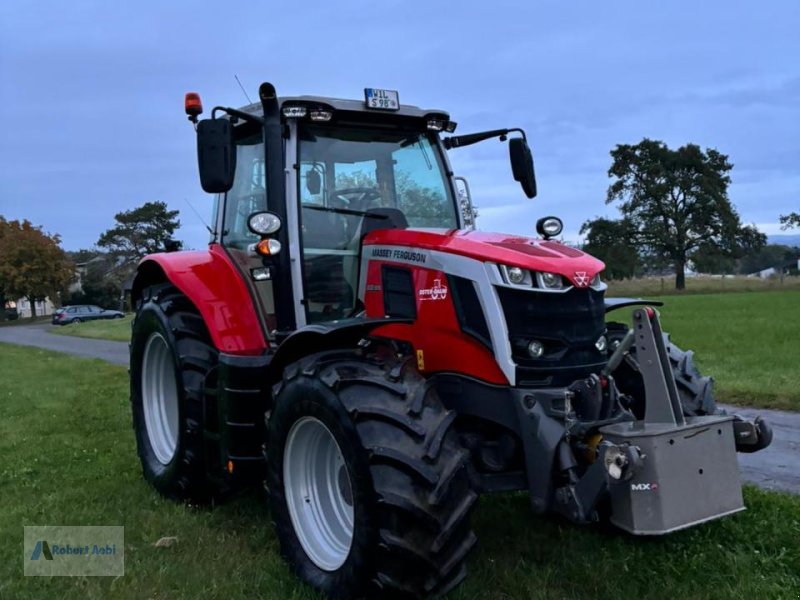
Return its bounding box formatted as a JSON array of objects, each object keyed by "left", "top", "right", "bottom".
[{"left": 496, "top": 286, "right": 606, "bottom": 387}]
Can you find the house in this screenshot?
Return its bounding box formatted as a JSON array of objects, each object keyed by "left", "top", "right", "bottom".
[{"left": 6, "top": 297, "right": 56, "bottom": 318}]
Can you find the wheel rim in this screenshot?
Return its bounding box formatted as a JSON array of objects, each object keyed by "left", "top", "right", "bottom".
[
  {"left": 283, "top": 416, "right": 354, "bottom": 571},
  {"left": 141, "top": 332, "right": 180, "bottom": 465}
]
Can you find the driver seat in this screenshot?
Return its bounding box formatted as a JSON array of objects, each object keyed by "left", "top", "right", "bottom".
[{"left": 359, "top": 207, "right": 408, "bottom": 239}]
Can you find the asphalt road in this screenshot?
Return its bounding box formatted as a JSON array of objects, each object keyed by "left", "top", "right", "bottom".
[
  {"left": 0, "top": 323, "right": 797, "bottom": 494},
  {"left": 0, "top": 322, "right": 129, "bottom": 365}
]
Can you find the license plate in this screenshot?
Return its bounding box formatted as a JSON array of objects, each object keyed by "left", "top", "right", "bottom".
[{"left": 364, "top": 88, "right": 399, "bottom": 111}]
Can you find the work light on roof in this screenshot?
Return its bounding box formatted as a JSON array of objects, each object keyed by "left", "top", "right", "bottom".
[
  {"left": 309, "top": 109, "right": 333, "bottom": 122},
  {"left": 282, "top": 106, "right": 307, "bottom": 118}
]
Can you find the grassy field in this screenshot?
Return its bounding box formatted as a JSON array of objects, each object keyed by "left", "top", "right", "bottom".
[
  {"left": 1, "top": 343, "right": 799, "bottom": 599},
  {"left": 607, "top": 274, "right": 800, "bottom": 296},
  {"left": 51, "top": 316, "right": 132, "bottom": 342},
  {"left": 613, "top": 290, "right": 800, "bottom": 411}
]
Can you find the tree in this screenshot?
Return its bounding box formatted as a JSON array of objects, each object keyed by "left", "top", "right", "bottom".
[
  {"left": 737, "top": 244, "right": 798, "bottom": 275},
  {"left": 579, "top": 217, "right": 640, "bottom": 279},
  {"left": 0, "top": 217, "right": 74, "bottom": 317},
  {"left": 65, "top": 250, "right": 121, "bottom": 308},
  {"left": 97, "top": 201, "right": 180, "bottom": 286},
  {"left": 780, "top": 212, "right": 800, "bottom": 230},
  {"left": 606, "top": 138, "right": 765, "bottom": 289}
]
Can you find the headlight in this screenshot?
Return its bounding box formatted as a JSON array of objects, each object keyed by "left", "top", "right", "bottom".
[
  {"left": 527, "top": 340, "right": 545, "bottom": 358},
  {"left": 595, "top": 335, "right": 608, "bottom": 353},
  {"left": 507, "top": 266, "right": 526, "bottom": 284},
  {"left": 501, "top": 265, "right": 532, "bottom": 286},
  {"left": 536, "top": 271, "right": 565, "bottom": 290}
]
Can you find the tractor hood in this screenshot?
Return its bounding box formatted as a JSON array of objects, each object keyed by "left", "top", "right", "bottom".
[{"left": 363, "top": 228, "right": 605, "bottom": 289}]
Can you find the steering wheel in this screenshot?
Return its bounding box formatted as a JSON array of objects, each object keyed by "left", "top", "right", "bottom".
[{"left": 332, "top": 187, "right": 382, "bottom": 211}]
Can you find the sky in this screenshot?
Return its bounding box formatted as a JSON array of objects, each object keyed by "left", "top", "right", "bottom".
[{"left": 1, "top": 1, "right": 798, "bottom": 251}]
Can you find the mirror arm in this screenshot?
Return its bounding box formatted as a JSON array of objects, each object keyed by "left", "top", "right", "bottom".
[
  {"left": 211, "top": 106, "right": 265, "bottom": 125},
  {"left": 443, "top": 127, "right": 527, "bottom": 149}
]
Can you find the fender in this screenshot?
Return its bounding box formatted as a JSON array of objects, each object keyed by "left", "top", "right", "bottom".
[
  {"left": 268, "top": 316, "right": 412, "bottom": 384},
  {"left": 604, "top": 297, "right": 664, "bottom": 313},
  {"left": 132, "top": 244, "right": 268, "bottom": 355}
]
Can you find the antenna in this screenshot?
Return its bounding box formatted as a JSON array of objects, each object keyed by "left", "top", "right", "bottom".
[
  {"left": 184, "top": 198, "right": 215, "bottom": 237},
  {"left": 234, "top": 75, "right": 253, "bottom": 104}
]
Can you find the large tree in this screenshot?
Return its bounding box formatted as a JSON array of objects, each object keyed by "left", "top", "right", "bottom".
[
  {"left": 97, "top": 201, "right": 180, "bottom": 285},
  {"left": 606, "top": 138, "right": 765, "bottom": 289},
  {"left": 579, "top": 217, "right": 640, "bottom": 279},
  {"left": 780, "top": 212, "right": 800, "bottom": 230},
  {"left": 0, "top": 217, "right": 74, "bottom": 317}
]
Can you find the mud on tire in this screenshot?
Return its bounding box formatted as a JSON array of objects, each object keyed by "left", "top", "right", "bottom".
[
  {"left": 130, "top": 283, "right": 217, "bottom": 503},
  {"left": 267, "top": 350, "right": 477, "bottom": 599}
]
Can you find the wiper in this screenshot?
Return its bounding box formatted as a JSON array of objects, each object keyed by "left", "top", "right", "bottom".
[{"left": 303, "top": 205, "right": 388, "bottom": 219}]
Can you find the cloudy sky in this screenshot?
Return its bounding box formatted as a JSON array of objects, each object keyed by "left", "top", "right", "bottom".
[{"left": 1, "top": 1, "right": 798, "bottom": 251}]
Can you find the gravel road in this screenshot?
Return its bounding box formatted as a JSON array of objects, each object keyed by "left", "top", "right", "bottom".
[{"left": 0, "top": 324, "right": 796, "bottom": 493}]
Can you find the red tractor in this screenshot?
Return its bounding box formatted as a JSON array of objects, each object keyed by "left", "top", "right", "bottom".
[{"left": 130, "top": 83, "right": 772, "bottom": 598}]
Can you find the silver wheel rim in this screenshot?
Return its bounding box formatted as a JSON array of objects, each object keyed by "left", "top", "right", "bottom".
[
  {"left": 283, "top": 416, "right": 354, "bottom": 571},
  {"left": 141, "top": 332, "right": 180, "bottom": 465}
]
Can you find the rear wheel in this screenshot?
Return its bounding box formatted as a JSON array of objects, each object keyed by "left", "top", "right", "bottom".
[
  {"left": 130, "top": 283, "right": 217, "bottom": 502},
  {"left": 267, "top": 351, "right": 477, "bottom": 599}
]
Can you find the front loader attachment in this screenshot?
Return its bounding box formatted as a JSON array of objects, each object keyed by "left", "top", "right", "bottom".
[{"left": 598, "top": 307, "right": 758, "bottom": 534}]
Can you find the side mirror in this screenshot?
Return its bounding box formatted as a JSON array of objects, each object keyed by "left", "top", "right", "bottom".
[
  {"left": 509, "top": 138, "right": 537, "bottom": 199},
  {"left": 197, "top": 119, "right": 236, "bottom": 193},
  {"left": 306, "top": 168, "right": 321, "bottom": 195}
]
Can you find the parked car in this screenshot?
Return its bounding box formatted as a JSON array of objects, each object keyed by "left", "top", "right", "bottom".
[
  {"left": 4, "top": 307, "right": 19, "bottom": 321},
  {"left": 52, "top": 305, "right": 125, "bottom": 325}
]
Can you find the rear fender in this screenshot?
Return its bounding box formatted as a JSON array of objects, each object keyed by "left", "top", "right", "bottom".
[{"left": 132, "top": 244, "right": 267, "bottom": 355}]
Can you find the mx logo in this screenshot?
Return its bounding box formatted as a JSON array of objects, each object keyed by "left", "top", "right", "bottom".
[{"left": 30, "top": 540, "right": 53, "bottom": 561}]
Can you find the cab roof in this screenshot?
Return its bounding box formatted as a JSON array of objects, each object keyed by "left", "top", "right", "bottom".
[{"left": 236, "top": 95, "right": 450, "bottom": 121}]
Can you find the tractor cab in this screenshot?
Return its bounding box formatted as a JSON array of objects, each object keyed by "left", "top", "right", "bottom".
[{"left": 188, "top": 84, "right": 535, "bottom": 337}]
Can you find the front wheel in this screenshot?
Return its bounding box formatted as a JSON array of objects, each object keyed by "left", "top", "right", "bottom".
[
  {"left": 267, "top": 351, "right": 477, "bottom": 599},
  {"left": 607, "top": 322, "right": 717, "bottom": 418}
]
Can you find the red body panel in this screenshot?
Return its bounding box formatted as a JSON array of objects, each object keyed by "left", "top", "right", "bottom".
[
  {"left": 139, "top": 244, "right": 268, "bottom": 355},
  {"left": 366, "top": 261, "right": 509, "bottom": 385},
  {"left": 364, "top": 228, "right": 605, "bottom": 288}
]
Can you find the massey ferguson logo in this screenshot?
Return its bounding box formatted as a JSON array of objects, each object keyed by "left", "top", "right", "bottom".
[
  {"left": 630, "top": 482, "right": 659, "bottom": 492},
  {"left": 419, "top": 279, "right": 448, "bottom": 301},
  {"left": 573, "top": 271, "right": 590, "bottom": 287}
]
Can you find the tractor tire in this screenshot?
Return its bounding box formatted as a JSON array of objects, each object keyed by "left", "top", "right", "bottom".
[
  {"left": 266, "top": 351, "right": 477, "bottom": 599},
  {"left": 130, "top": 283, "right": 217, "bottom": 503},
  {"left": 607, "top": 322, "right": 717, "bottom": 419}
]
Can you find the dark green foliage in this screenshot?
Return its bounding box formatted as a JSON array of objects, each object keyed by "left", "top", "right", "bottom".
[
  {"left": 579, "top": 217, "right": 640, "bottom": 279},
  {"left": 605, "top": 139, "right": 766, "bottom": 289},
  {"left": 96, "top": 201, "right": 180, "bottom": 286},
  {"left": 780, "top": 212, "right": 800, "bottom": 230},
  {"left": 0, "top": 217, "right": 74, "bottom": 317},
  {"left": 737, "top": 243, "right": 799, "bottom": 275}
]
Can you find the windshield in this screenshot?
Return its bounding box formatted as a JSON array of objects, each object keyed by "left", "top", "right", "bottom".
[
  {"left": 296, "top": 125, "right": 457, "bottom": 323},
  {"left": 298, "top": 125, "right": 458, "bottom": 230}
]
